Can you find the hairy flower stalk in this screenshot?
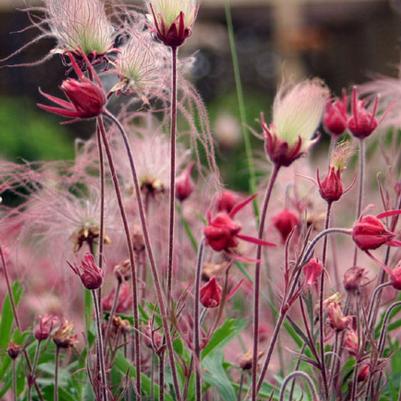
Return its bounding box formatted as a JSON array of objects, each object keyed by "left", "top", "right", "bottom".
[
  {"left": 97, "top": 117, "right": 142, "bottom": 400},
  {"left": 252, "top": 80, "right": 329, "bottom": 401},
  {"left": 103, "top": 111, "right": 183, "bottom": 401}
]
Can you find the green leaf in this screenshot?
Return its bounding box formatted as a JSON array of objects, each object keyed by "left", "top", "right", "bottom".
[
  {"left": 203, "top": 350, "right": 236, "bottom": 401},
  {"left": 0, "top": 281, "right": 23, "bottom": 350},
  {"left": 201, "top": 319, "right": 246, "bottom": 360}
]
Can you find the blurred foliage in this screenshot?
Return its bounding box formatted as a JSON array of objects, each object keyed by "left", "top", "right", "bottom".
[{"left": 0, "top": 97, "right": 74, "bottom": 162}]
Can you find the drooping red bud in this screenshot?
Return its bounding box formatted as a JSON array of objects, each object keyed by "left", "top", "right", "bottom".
[
  {"left": 389, "top": 265, "right": 401, "bottom": 290},
  {"left": 68, "top": 253, "right": 104, "bottom": 290},
  {"left": 200, "top": 277, "right": 222, "bottom": 308},
  {"left": 102, "top": 283, "right": 132, "bottom": 313},
  {"left": 176, "top": 163, "right": 195, "bottom": 202},
  {"left": 272, "top": 208, "right": 300, "bottom": 243},
  {"left": 327, "top": 301, "right": 352, "bottom": 332},
  {"left": 216, "top": 190, "right": 242, "bottom": 213},
  {"left": 34, "top": 315, "right": 59, "bottom": 341},
  {"left": 7, "top": 342, "right": 22, "bottom": 360},
  {"left": 357, "top": 364, "right": 370, "bottom": 382},
  {"left": 343, "top": 266, "right": 366, "bottom": 292},
  {"left": 344, "top": 329, "right": 359, "bottom": 356},
  {"left": 323, "top": 96, "right": 348, "bottom": 137},
  {"left": 317, "top": 167, "right": 343, "bottom": 203},
  {"left": 303, "top": 258, "right": 323, "bottom": 286},
  {"left": 348, "top": 87, "right": 379, "bottom": 139},
  {"left": 144, "top": 321, "right": 165, "bottom": 356},
  {"left": 352, "top": 214, "right": 398, "bottom": 251}
]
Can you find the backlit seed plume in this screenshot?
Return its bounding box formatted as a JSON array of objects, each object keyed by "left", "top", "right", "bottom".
[
  {"left": 113, "top": 32, "right": 164, "bottom": 96},
  {"left": 147, "top": 0, "right": 198, "bottom": 47},
  {"left": 262, "top": 79, "right": 329, "bottom": 167},
  {"left": 1, "top": 0, "right": 115, "bottom": 67}
]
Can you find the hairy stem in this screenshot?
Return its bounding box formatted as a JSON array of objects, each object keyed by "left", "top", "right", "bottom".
[
  {"left": 54, "top": 347, "right": 60, "bottom": 401},
  {"left": 353, "top": 139, "right": 365, "bottom": 266},
  {"left": 159, "top": 353, "right": 165, "bottom": 401},
  {"left": 103, "top": 111, "right": 183, "bottom": 401},
  {"left": 104, "top": 280, "right": 122, "bottom": 355},
  {"left": 167, "top": 46, "right": 178, "bottom": 308},
  {"left": 194, "top": 240, "right": 206, "bottom": 401},
  {"left": 279, "top": 371, "right": 319, "bottom": 401},
  {"left": 251, "top": 164, "right": 280, "bottom": 401},
  {"left": 92, "top": 290, "right": 108, "bottom": 401},
  {"left": 12, "top": 359, "right": 17, "bottom": 401},
  {"left": 98, "top": 116, "right": 141, "bottom": 400},
  {"left": 28, "top": 340, "right": 42, "bottom": 401}
]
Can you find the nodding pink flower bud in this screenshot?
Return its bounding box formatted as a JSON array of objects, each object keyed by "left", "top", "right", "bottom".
[
  {"left": 261, "top": 80, "right": 329, "bottom": 167},
  {"left": 200, "top": 277, "right": 222, "bottom": 308},
  {"left": 204, "top": 195, "right": 275, "bottom": 254},
  {"left": 68, "top": 253, "right": 104, "bottom": 290},
  {"left": 348, "top": 87, "right": 379, "bottom": 139},
  {"left": 389, "top": 265, "right": 401, "bottom": 290},
  {"left": 176, "top": 163, "right": 195, "bottom": 202},
  {"left": 53, "top": 320, "right": 78, "bottom": 349},
  {"left": 216, "top": 190, "right": 242, "bottom": 213},
  {"left": 147, "top": 0, "right": 198, "bottom": 48},
  {"left": 327, "top": 301, "right": 352, "bottom": 332},
  {"left": 272, "top": 208, "right": 300, "bottom": 243},
  {"left": 37, "top": 52, "right": 106, "bottom": 122},
  {"left": 343, "top": 266, "right": 366, "bottom": 292},
  {"left": 317, "top": 166, "right": 343, "bottom": 203},
  {"left": 357, "top": 364, "right": 370, "bottom": 382},
  {"left": 352, "top": 213, "right": 401, "bottom": 251},
  {"left": 303, "top": 258, "right": 323, "bottom": 286},
  {"left": 102, "top": 283, "right": 132, "bottom": 313},
  {"left": 7, "top": 342, "right": 22, "bottom": 360},
  {"left": 323, "top": 95, "right": 348, "bottom": 137},
  {"left": 144, "top": 321, "right": 165, "bottom": 355},
  {"left": 344, "top": 329, "right": 359, "bottom": 356},
  {"left": 34, "top": 315, "right": 59, "bottom": 341}
]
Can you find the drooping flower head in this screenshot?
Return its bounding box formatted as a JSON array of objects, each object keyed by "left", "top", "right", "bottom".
[
  {"left": 37, "top": 52, "right": 106, "bottom": 123},
  {"left": 53, "top": 320, "right": 78, "bottom": 349},
  {"left": 216, "top": 190, "right": 243, "bottom": 214},
  {"left": 34, "top": 314, "right": 59, "bottom": 341},
  {"left": 352, "top": 210, "right": 401, "bottom": 251},
  {"left": 200, "top": 277, "right": 222, "bottom": 308},
  {"left": 323, "top": 93, "right": 348, "bottom": 137},
  {"left": 204, "top": 195, "right": 275, "bottom": 256},
  {"left": 147, "top": 0, "right": 199, "bottom": 47},
  {"left": 272, "top": 208, "right": 300, "bottom": 243},
  {"left": 262, "top": 79, "right": 329, "bottom": 167},
  {"left": 68, "top": 253, "right": 104, "bottom": 290},
  {"left": 303, "top": 258, "right": 323, "bottom": 286},
  {"left": 348, "top": 87, "right": 379, "bottom": 139},
  {"left": 175, "top": 162, "right": 195, "bottom": 202}
]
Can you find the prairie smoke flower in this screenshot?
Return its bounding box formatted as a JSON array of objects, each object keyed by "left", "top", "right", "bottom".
[
  {"left": 327, "top": 301, "right": 352, "bottom": 332},
  {"left": 343, "top": 266, "right": 367, "bottom": 292},
  {"left": 303, "top": 258, "right": 323, "bottom": 286},
  {"left": 102, "top": 283, "right": 132, "bottom": 313},
  {"left": 323, "top": 94, "right": 348, "bottom": 137},
  {"left": 45, "top": 0, "right": 114, "bottom": 56},
  {"left": 144, "top": 321, "right": 165, "bottom": 355},
  {"left": 272, "top": 208, "right": 300, "bottom": 243},
  {"left": 352, "top": 211, "right": 401, "bottom": 251},
  {"left": 34, "top": 315, "right": 59, "bottom": 341},
  {"left": 175, "top": 162, "right": 195, "bottom": 202},
  {"left": 344, "top": 329, "right": 359, "bottom": 356},
  {"left": 200, "top": 277, "right": 222, "bottom": 308},
  {"left": 147, "top": 0, "right": 199, "bottom": 47},
  {"left": 204, "top": 195, "right": 275, "bottom": 254},
  {"left": 7, "top": 342, "right": 22, "bottom": 360},
  {"left": 216, "top": 190, "right": 242, "bottom": 214},
  {"left": 262, "top": 80, "right": 329, "bottom": 167},
  {"left": 68, "top": 253, "right": 104, "bottom": 290},
  {"left": 37, "top": 53, "right": 106, "bottom": 122},
  {"left": 113, "top": 33, "right": 163, "bottom": 96},
  {"left": 357, "top": 364, "right": 371, "bottom": 382},
  {"left": 389, "top": 264, "right": 401, "bottom": 290},
  {"left": 348, "top": 87, "right": 379, "bottom": 139},
  {"left": 53, "top": 320, "right": 78, "bottom": 349}
]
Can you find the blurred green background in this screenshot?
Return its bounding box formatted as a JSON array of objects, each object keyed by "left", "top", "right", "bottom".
[{"left": 0, "top": 0, "right": 400, "bottom": 190}]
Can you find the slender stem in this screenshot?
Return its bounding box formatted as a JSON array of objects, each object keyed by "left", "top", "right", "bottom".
[
  {"left": 251, "top": 164, "right": 280, "bottom": 401},
  {"left": 279, "top": 371, "right": 319, "bottom": 401},
  {"left": 319, "top": 202, "right": 332, "bottom": 400},
  {"left": 194, "top": 240, "right": 206, "bottom": 401},
  {"left": 103, "top": 111, "right": 182, "bottom": 401},
  {"left": 167, "top": 46, "right": 178, "bottom": 308},
  {"left": 0, "top": 247, "right": 44, "bottom": 401},
  {"left": 97, "top": 117, "right": 141, "bottom": 400},
  {"left": 92, "top": 290, "right": 108, "bottom": 401},
  {"left": 353, "top": 139, "right": 365, "bottom": 266},
  {"left": 104, "top": 280, "right": 122, "bottom": 353},
  {"left": 237, "top": 371, "right": 245, "bottom": 401},
  {"left": 54, "top": 347, "right": 60, "bottom": 401},
  {"left": 28, "top": 341, "right": 42, "bottom": 401},
  {"left": 12, "top": 359, "right": 17, "bottom": 401},
  {"left": 367, "top": 282, "right": 392, "bottom": 332},
  {"left": 159, "top": 353, "right": 165, "bottom": 401},
  {"left": 224, "top": 0, "right": 259, "bottom": 219},
  {"left": 254, "top": 227, "right": 352, "bottom": 397}
]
